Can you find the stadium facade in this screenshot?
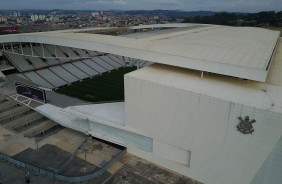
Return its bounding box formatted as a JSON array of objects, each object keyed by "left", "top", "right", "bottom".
[{"left": 0, "top": 24, "right": 282, "bottom": 184}]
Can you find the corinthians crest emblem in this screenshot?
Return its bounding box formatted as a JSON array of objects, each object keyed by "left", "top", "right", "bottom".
[{"left": 237, "top": 116, "right": 256, "bottom": 134}]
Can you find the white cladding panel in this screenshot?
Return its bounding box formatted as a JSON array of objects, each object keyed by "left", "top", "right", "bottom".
[
  {"left": 154, "top": 139, "right": 191, "bottom": 166},
  {"left": 251, "top": 136, "right": 282, "bottom": 184},
  {"left": 125, "top": 73, "right": 282, "bottom": 184}
]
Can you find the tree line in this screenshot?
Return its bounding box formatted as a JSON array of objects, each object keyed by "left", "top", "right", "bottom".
[{"left": 182, "top": 11, "right": 282, "bottom": 27}]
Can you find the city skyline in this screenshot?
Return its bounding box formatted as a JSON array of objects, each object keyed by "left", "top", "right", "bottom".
[{"left": 0, "top": 0, "right": 281, "bottom": 13}]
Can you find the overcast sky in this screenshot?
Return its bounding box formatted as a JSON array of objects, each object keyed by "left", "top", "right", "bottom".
[{"left": 1, "top": 0, "right": 281, "bottom": 13}]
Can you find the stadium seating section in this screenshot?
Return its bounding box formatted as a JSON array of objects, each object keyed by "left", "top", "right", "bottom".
[{"left": 2, "top": 44, "right": 152, "bottom": 89}]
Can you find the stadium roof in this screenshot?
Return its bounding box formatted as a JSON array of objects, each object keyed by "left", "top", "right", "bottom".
[
  {"left": 0, "top": 24, "right": 280, "bottom": 82},
  {"left": 126, "top": 63, "right": 282, "bottom": 113}
]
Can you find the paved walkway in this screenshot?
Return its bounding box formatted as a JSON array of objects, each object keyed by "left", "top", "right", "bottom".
[
  {"left": 0, "top": 160, "right": 65, "bottom": 184},
  {"left": 0, "top": 160, "right": 111, "bottom": 184},
  {"left": 107, "top": 155, "right": 202, "bottom": 184}
]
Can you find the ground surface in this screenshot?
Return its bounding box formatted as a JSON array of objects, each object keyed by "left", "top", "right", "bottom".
[
  {"left": 0, "top": 154, "right": 202, "bottom": 184},
  {"left": 107, "top": 155, "right": 202, "bottom": 184},
  {"left": 0, "top": 112, "right": 125, "bottom": 183},
  {"left": 13, "top": 144, "right": 100, "bottom": 176},
  {"left": 0, "top": 160, "right": 111, "bottom": 184},
  {"left": 56, "top": 67, "right": 136, "bottom": 102}
]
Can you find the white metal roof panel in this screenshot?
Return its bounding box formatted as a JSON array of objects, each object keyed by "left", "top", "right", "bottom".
[
  {"left": 0, "top": 24, "right": 279, "bottom": 82},
  {"left": 146, "top": 26, "right": 278, "bottom": 70},
  {"left": 266, "top": 38, "right": 282, "bottom": 87}
]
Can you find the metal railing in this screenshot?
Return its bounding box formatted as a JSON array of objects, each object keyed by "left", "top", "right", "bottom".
[{"left": 0, "top": 148, "right": 126, "bottom": 182}]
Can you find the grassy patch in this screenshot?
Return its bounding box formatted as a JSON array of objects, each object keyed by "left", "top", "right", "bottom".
[{"left": 56, "top": 67, "right": 136, "bottom": 102}]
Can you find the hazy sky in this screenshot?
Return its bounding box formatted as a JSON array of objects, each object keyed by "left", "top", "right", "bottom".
[{"left": 1, "top": 0, "right": 281, "bottom": 13}]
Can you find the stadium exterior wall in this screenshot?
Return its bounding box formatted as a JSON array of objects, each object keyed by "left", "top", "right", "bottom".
[{"left": 124, "top": 68, "right": 282, "bottom": 184}]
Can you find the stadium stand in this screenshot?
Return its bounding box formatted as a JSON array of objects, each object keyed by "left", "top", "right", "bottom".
[
  {"left": 100, "top": 55, "right": 123, "bottom": 68},
  {"left": 16, "top": 73, "right": 29, "bottom": 80},
  {"left": 25, "top": 55, "right": 48, "bottom": 69},
  {"left": 24, "top": 71, "right": 54, "bottom": 89},
  {"left": 33, "top": 45, "right": 60, "bottom": 66},
  {"left": 0, "top": 95, "right": 6, "bottom": 102},
  {"left": 24, "top": 120, "right": 57, "bottom": 138},
  {"left": 49, "top": 66, "right": 78, "bottom": 83},
  {"left": 0, "top": 105, "right": 30, "bottom": 123},
  {"left": 93, "top": 57, "right": 115, "bottom": 71},
  {"left": 61, "top": 63, "right": 89, "bottom": 79},
  {"left": 72, "top": 61, "right": 99, "bottom": 76},
  {"left": 58, "top": 46, "right": 78, "bottom": 58},
  {"left": 45, "top": 45, "right": 68, "bottom": 58},
  {"left": 31, "top": 45, "right": 44, "bottom": 57},
  {"left": 2, "top": 42, "right": 151, "bottom": 90},
  {"left": 0, "top": 100, "right": 18, "bottom": 112},
  {"left": 0, "top": 98, "right": 60, "bottom": 139},
  {"left": 21, "top": 46, "right": 33, "bottom": 56},
  {"left": 5, "top": 111, "right": 43, "bottom": 130},
  {"left": 72, "top": 48, "right": 90, "bottom": 57},
  {"left": 11, "top": 46, "right": 22, "bottom": 54},
  {"left": 85, "top": 50, "right": 99, "bottom": 57},
  {"left": 107, "top": 54, "right": 125, "bottom": 66},
  {"left": 20, "top": 56, "right": 123, "bottom": 89},
  {"left": 44, "top": 58, "right": 60, "bottom": 66},
  {"left": 82, "top": 59, "right": 108, "bottom": 74},
  {"left": 4, "top": 52, "right": 34, "bottom": 71},
  {"left": 36, "top": 69, "right": 68, "bottom": 87}
]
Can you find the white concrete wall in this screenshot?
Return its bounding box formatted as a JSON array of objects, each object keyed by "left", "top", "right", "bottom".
[
  {"left": 251, "top": 136, "right": 282, "bottom": 184},
  {"left": 124, "top": 75, "right": 282, "bottom": 184}
]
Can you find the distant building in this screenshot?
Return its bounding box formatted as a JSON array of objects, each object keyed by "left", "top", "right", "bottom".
[
  {"left": 0, "top": 16, "right": 7, "bottom": 22},
  {"left": 13, "top": 11, "right": 20, "bottom": 17},
  {"left": 91, "top": 12, "right": 99, "bottom": 17}
]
